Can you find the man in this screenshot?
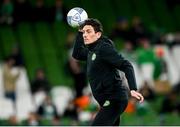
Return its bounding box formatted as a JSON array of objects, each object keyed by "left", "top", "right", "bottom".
[
  {"left": 3, "top": 57, "right": 20, "bottom": 102},
  {"left": 72, "top": 18, "right": 144, "bottom": 126}
]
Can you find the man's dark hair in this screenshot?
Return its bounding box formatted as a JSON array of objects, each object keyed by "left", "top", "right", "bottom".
[{"left": 80, "top": 18, "right": 103, "bottom": 33}]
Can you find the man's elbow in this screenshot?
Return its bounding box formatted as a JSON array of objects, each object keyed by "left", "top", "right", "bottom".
[{"left": 124, "top": 60, "right": 133, "bottom": 67}]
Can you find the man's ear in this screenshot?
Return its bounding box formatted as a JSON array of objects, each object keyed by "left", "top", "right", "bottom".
[{"left": 97, "top": 32, "right": 102, "bottom": 38}]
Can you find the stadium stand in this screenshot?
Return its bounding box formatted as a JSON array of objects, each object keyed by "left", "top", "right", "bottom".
[{"left": 0, "top": 0, "right": 180, "bottom": 125}]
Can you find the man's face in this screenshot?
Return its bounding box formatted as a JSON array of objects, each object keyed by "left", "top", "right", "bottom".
[{"left": 82, "top": 25, "right": 101, "bottom": 45}]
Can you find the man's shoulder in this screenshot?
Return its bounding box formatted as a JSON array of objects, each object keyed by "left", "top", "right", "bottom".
[
  {"left": 101, "top": 36, "right": 114, "bottom": 46},
  {"left": 98, "top": 36, "right": 114, "bottom": 50}
]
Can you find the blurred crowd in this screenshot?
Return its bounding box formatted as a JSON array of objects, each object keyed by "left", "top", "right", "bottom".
[{"left": 0, "top": 0, "right": 180, "bottom": 125}]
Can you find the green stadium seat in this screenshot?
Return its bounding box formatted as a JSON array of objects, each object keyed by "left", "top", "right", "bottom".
[
  {"left": 16, "top": 23, "right": 43, "bottom": 80},
  {"left": 0, "top": 26, "right": 17, "bottom": 57},
  {"left": 33, "top": 22, "right": 63, "bottom": 86}
]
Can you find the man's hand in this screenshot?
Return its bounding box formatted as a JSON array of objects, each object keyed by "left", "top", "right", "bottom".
[
  {"left": 78, "top": 29, "right": 83, "bottom": 32},
  {"left": 130, "top": 90, "right": 144, "bottom": 103}
]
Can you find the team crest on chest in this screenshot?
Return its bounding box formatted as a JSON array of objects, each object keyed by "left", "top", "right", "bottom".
[
  {"left": 103, "top": 100, "right": 110, "bottom": 107},
  {"left": 91, "top": 53, "right": 96, "bottom": 61}
]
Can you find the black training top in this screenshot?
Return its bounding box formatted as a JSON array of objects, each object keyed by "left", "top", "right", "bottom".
[{"left": 72, "top": 32, "right": 137, "bottom": 104}]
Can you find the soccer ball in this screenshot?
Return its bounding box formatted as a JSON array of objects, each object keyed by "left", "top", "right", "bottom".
[{"left": 67, "top": 7, "right": 88, "bottom": 28}]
